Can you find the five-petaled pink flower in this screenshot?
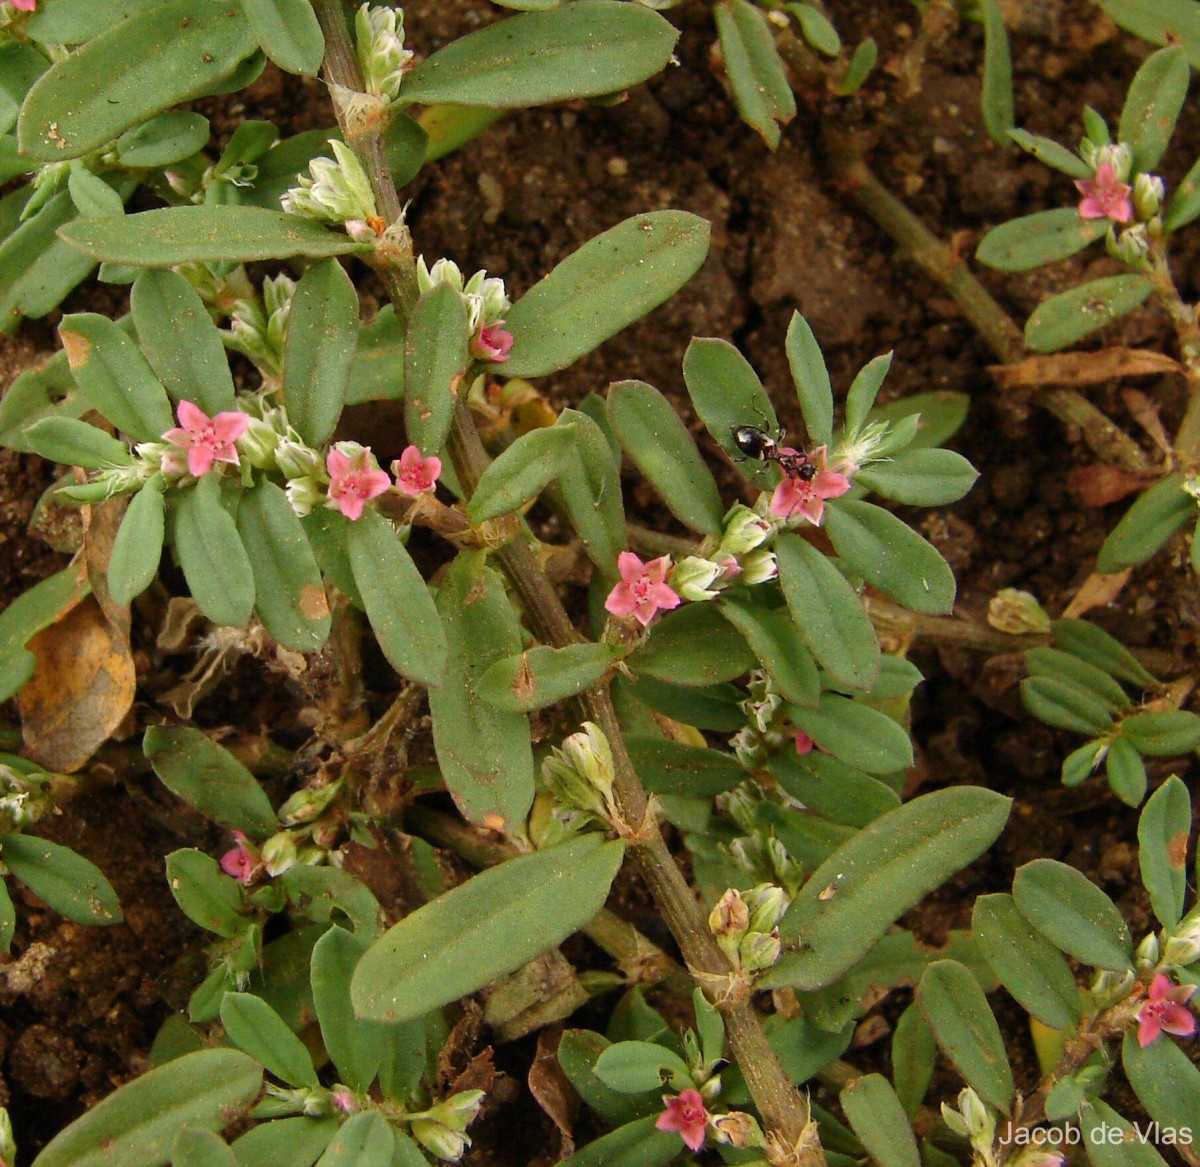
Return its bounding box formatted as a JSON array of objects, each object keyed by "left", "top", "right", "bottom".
[
  {"left": 164, "top": 400, "right": 250, "bottom": 478},
  {"left": 769, "top": 446, "right": 851, "bottom": 524},
  {"left": 220, "top": 832, "right": 263, "bottom": 887},
  {"left": 327, "top": 446, "right": 391, "bottom": 521},
  {"left": 605, "top": 552, "right": 682, "bottom": 627},
  {"left": 391, "top": 444, "right": 442, "bottom": 497},
  {"left": 656, "top": 1089, "right": 709, "bottom": 1153},
  {"left": 794, "top": 731, "right": 816, "bottom": 755},
  {"left": 1137, "top": 973, "right": 1197, "bottom": 1048},
  {"left": 470, "top": 323, "right": 514, "bottom": 363},
  {"left": 1076, "top": 162, "right": 1133, "bottom": 224}
]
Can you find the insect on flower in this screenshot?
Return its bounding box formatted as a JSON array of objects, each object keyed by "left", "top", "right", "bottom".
[{"left": 730, "top": 424, "right": 818, "bottom": 483}]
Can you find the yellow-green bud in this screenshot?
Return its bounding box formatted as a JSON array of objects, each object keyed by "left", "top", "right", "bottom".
[{"left": 987, "top": 588, "right": 1052, "bottom": 635}]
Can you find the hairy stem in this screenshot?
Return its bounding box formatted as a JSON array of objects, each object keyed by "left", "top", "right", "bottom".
[{"left": 313, "top": 3, "right": 822, "bottom": 1160}]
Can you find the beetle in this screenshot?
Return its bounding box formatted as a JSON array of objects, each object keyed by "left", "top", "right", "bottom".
[{"left": 731, "top": 424, "right": 818, "bottom": 482}]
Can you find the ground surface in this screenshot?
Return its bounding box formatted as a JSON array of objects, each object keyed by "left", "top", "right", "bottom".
[{"left": 1, "top": 0, "right": 1198, "bottom": 1162}]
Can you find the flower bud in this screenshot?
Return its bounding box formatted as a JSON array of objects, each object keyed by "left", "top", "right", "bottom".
[
  {"left": 238, "top": 416, "right": 280, "bottom": 470},
  {"left": 738, "top": 929, "right": 782, "bottom": 972},
  {"left": 1135, "top": 931, "right": 1161, "bottom": 972},
  {"left": 286, "top": 476, "right": 324, "bottom": 518},
  {"left": 709, "top": 888, "right": 750, "bottom": 962},
  {"left": 261, "top": 831, "right": 300, "bottom": 877},
  {"left": 1133, "top": 172, "right": 1165, "bottom": 220},
  {"left": 671, "top": 556, "right": 724, "bottom": 602},
  {"left": 719, "top": 504, "right": 772, "bottom": 557},
  {"left": 940, "top": 1101, "right": 969, "bottom": 1138},
  {"left": 411, "top": 1120, "right": 469, "bottom": 1162},
  {"left": 712, "top": 1111, "right": 764, "bottom": 1149},
  {"left": 542, "top": 722, "right": 616, "bottom": 822},
  {"left": 737, "top": 548, "right": 778, "bottom": 586},
  {"left": 355, "top": 3, "right": 414, "bottom": 103},
  {"left": 987, "top": 588, "right": 1052, "bottom": 635},
  {"left": 731, "top": 727, "right": 766, "bottom": 769},
  {"left": 276, "top": 437, "right": 323, "bottom": 481},
  {"left": 957, "top": 1087, "right": 993, "bottom": 1144},
  {"left": 744, "top": 884, "right": 788, "bottom": 933},
  {"left": 330, "top": 1085, "right": 360, "bottom": 1115},
  {"left": 1107, "top": 223, "right": 1151, "bottom": 267},
  {"left": 278, "top": 779, "right": 342, "bottom": 826},
  {"left": 281, "top": 141, "right": 379, "bottom": 229},
  {"left": 1095, "top": 142, "right": 1133, "bottom": 183},
  {"left": 1091, "top": 966, "right": 1136, "bottom": 1008},
  {"left": 1162, "top": 912, "right": 1200, "bottom": 967}
]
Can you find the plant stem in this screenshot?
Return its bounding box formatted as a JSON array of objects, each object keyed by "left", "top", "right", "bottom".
[
  {"left": 1148, "top": 239, "right": 1200, "bottom": 469},
  {"left": 313, "top": 4, "right": 822, "bottom": 1161}
]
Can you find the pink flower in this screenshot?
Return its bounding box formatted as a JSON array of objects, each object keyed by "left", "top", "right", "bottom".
[
  {"left": 163, "top": 400, "right": 250, "bottom": 478},
  {"left": 391, "top": 444, "right": 442, "bottom": 497},
  {"left": 605, "top": 552, "right": 682, "bottom": 627},
  {"left": 330, "top": 1086, "right": 360, "bottom": 1115},
  {"left": 768, "top": 446, "right": 851, "bottom": 524},
  {"left": 1137, "top": 973, "right": 1197, "bottom": 1048},
  {"left": 794, "top": 731, "right": 815, "bottom": 755},
  {"left": 656, "top": 1089, "right": 709, "bottom": 1153},
  {"left": 1076, "top": 162, "right": 1133, "bottom": 224},
  {"left": 219, "top": 832, "right": 263, "bottom": 887},
  {"left": 326, "top": 446, "right": 391, "bottom": 521},
  {"left": 8, "top": 0, "right": 36, "bottom": 10},
  {"left": 470, "top": 323, "right": 514, "bottom": 363}
]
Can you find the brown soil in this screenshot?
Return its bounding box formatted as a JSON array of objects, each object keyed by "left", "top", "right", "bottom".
[{"left": 2, "top": 0, "right": 1199, "bottom": 1163}]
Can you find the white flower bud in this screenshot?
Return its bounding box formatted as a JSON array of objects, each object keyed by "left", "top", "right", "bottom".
[
  {"left": 1133, "top": 172, "right": 1165, "bottom": 220},
  {"left": 355, "top": 3, "right": 414, "bottom": 104},
  {"left": 739, "top": 929, "right": 782, "bottom": 972},
  {"left": 286, "top": 475, "right": 324, "bottom": 518},
  {"left": 1095, "top": 142, "right": 1133, "bottom": 182},
  {"left": 278, "top": 779, "right": 342, "bottom": 826},
  {"left": 719, "top": 504, "right": 772, "bottom": 557},
  {"left": 281, "top": 141, "right": 378, "bottom": 227},
  {"left": 738, "top": 548, "right": 778, "bottom": 586},
  {"left": 261, "top": 831, "right": 300, "bottom": 876},
  {"left": 1163, "top": 912, "right": 1200, "bottom": 967},
  {"left": 671, "top": 556, "right": 725, "bottom": 602},
  {"left": 1135, "top": 931, "right": 1161, "bottom": 972},
  {"left": 744, "top": 884, "right": 788, "bottom": 933}
]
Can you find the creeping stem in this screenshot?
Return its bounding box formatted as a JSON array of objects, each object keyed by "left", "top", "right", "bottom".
[{"left": 312, "top": 2, "right": 823, "bottom": 1161}]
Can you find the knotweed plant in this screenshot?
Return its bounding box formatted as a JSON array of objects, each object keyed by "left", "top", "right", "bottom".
[{"left": 0, "top": 4, "right": 1196, "bottom": 1167}]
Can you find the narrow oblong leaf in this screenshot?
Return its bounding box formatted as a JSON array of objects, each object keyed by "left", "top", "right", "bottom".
[
  {"left": 978, "top": 0, "right": 1014, "bottom": 147},
  {"left": 311, "top": 927, "right": 388, "bottom": 1092},
  {"left": 172, "top": 1128, "right": 238, "bottom": 1167},
  {"left": 116, "top": 112, "right": 211, "bottom": 169},
  {"left": 351, "top": 834, "right": 625, "bottom": 1023},
  {"left": 174, "top": 477, "right": 256, "bottom": 628},
  {"left": 315, "top": 1113, "right": 394, "bottom": 1167},
  {"left": 855, "top": 448, "right": 978, "bottom": 507},
  {"left": 976, "top": 209, "right": 1108, "bottom": 272},
  {"left": 467, "top": 425, "right": 576, "bottom": 524},
  {"left": 766, "top": 788, "right": 1011, "bottom": 991},
  {"left": 718, "top": 597, "right": 820, "bottom": 707},
  {"left": 132, "top": 269, "right": 235, "bottom": 414},
  {"left": 558, "top": 1116, "right": 681, "bottom": 1167},
  {"left": 109, "top": 480, "right": 166, "bottom": 606},
  {"left": 241, "top": 0, "right": 324, "bottom": 76},
  {"left": 972, "top": 894, "right": 1081, "bottom": 1030},
  {"left": 1008, "top": 128, "right": 1092, "bottom": 178},
  {"left": 399, "top": 3, "right": 678, "bottom": 107},
  {"left": 916, "top": 960, "right": 1014, "bottom": 1113},
  {"left": 24, "top": 418, "right": 132, "bottom": 469},
  {"left": 714, "top": 0, "right": 796, "bottom": 148},
  {"left": 237, "top": 480, "right": 331, "bottom": 652},
  {"left": 1079, "top": 1099, "right": 1170, "bottom": 1167},
  {"left": 626, "top": 737, "right": 746, "bottom": 798},
  {"left": 785, "top": 311, "right": 834, "bottom": 446},
  {"left": 628, "top": 603, "right": 755, "bottom": 687},
  {"left": 1020, "top": 675, "right": 1117, "bottom": 735},
  {"left": 4, "top": 833, "right": 122, "bottom": 927},
  {"left": 1012, "top": 858, "right": 1132, "bottom": 970},
  {"left": 504, "top": 212, "right": 710, "bottom": 378},
  {"left": 144, "top": 726, "right": 277, "bottom": 839},
  {"left": 1051, "top": 618, "right": 1156, "bottom": 688},
  {"left": 549, "top": 409, "right": 627, "bottom": 575},
  {"left": 1120, "top": 710, "right": 1200, "bottom": 755},
  {"left": 1118, "top": 46, "right": 1190, "bottom": 173},
  {"left": 840, "top": 1075, "right": 920, "bottom": 1167},
  {"left": 165, "top": 849, "right": 247, "bottom": 938},
  {"left": 768, "top": 751, "right": 900, "bottom": 828},
  {"left": 607, "top": 379, "right": 725, "bottom": 536},
  {"left": 284, "top": 258, "right": 358, "bottom": 448},
  {"left": 1106, "top": 736, "right": 1148, "bottom": 806},
  {"left": 1097, "top": 475, "right": 1193, "bottom": 574},
  {"left": 1122, "top": 1030, "right": 1200, "bottom": 1149},
  {"left": 231, "top": 1116, "right": 338, "bottom": 1167},
  {"left": 18, "top": 0, "right": 257, "bottom": 162},
  {"left": 788, "top": 693, "right": 913, "bottom": 776},
  {"left": 478, "top": 643, "right": 616, "bottom": 713},
  {"left": 1025, "top": 274, "right": 1154, "bottom": 353},
  {"left": 1137, "top": 775, "right": 1190, "bottom": 929},
  {"left": 220, "top": 992, "right": 317, "bottom": 1088},
  {"left": 59, "top": 206, "right": 365, "bottom": 266},
  {"left": 593, "top": 1041, "right": 691, "bottom": 1094},
  {"left": 347, "top": 510, "right": 446, "bottom": 689},
  {"left": 31, "top": 1049, "right": 262, "bottom": 1167},
  {"left": 403, "top": 283, "right": 468, "bottom": 457},
  {"left": 1024, "top": 646, "right": 1130, "bottom": 710},
  {"left": 891, "top": 1005, "right": 936, "bottom": 1118}
]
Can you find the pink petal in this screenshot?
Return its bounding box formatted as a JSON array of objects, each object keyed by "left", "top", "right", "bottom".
[
  {"left": 362, "top": 469, "right": 392, "bottom": 498},
  {"left": 605, "top": 582, "right": 637, "bottom": 617},
  {"left": 795, "top": 731, "right": 815, "bottom": 755},
  {"left": 770, "top": 479, "right": 801, "bottom": 518},
  {"left": 800, "top": 496, "right": 825, "bottom": 525},
  {"left": 11, "top": 0, "right": 37, "bottom": 9},
  {"left": 644, "top": 556, "right": 672, "bottom": 585},
  {"left": 176, "top": 399, "right": 210, "bottom": 434},
  {"left": 681, "top": 1124, "right": 706, "bottom": 1153},
  {"left": 164, "top": 427, "right": 193, "bottom": 448},
  {"left": 338, "top": 494, "right": 366, "bottom": 522},
  {"left": 1160, "top": 1003, "right": 1198, "bottom": 1038},
  {"left": 815, "top": 470, "right": 851, "bottom": 499},
  {"left": 1149, "top": 974, "right": 1172, "bottom": 1004},
  {"left": 213, "top": 447, "right": 241, "bottom": 466},
  {"left": 212, "top": 411, "right": 251, "bottom": 443},
  {"left": 656, "top": 1111, "right": 683, "bottom": 1135},
  {"left": 649, "top": 582, "right": 681, "bottom": 610},
  {"left": 327, "top": 448, "right": 351, "bottom": 481},
  {"left": 1138, "top": 1014, "right": 1163, "bottom": 1048},
  {"left": 617, "top": 551, "right": 646, "bottom": 585},
  {"left": 423, "top": 455, "right": 443, "bottom": 485},
  {"left": 399, "top": 445, "right": 423, "bottom": 473},
  {"left": 188, "top": 446, "right": 215, "bottom": 477},
  {"left": 632, "top": 597, "right": 659, "bottom": 627}
]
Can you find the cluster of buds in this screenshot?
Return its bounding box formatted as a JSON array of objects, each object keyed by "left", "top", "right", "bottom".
[
  {"left": 355, "top": 3, "right": 414, "bottom": 105},
  {"left": 941, "top": 1087, "right": 999, "bottom": 1167},
  {"left": 416, "top": 257, "right": 514, "bottom": 363},
  {"left": 222, "top": 273, "right": 297, "bottom": 380},
  {"left": 0, "top": 764, "right": 55, "bottom": 835},
  {"left": 707, "top": 883, "right": 789, "bottom": 974},
  {"left": 540, "top": 721, "right": 619, "bottom": 830},
  {"left": 1074, "top": 141, "right": 1165, "bottom": 269},
  {"left": 730, "top": 671, "right": 789, "bottom": 767},
  {"left": 260, "top": 1082, "right": 335, "bottom": 1119},
  {"left": 719, "top": 784, "right": 804, "bottom": 898},
  {"left": 281, "top": 141, "right": 383, "bottom": 242},
  {"left": 408, "top": 1090, "right": 485, "bottom": 1162},
  {"left": 669, "top": 504, "right": 777, "bottom": 602}
]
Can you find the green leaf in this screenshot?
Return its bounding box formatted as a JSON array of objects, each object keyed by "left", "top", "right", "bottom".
[
  {"left": 559, "top": 1116, "right": 682, "bottom": 1167},
  {"left": 769, "top": 750, "right": 900, "bottom": 828},
  {"left": 776, "top": 533, "right": 880, "bottom": 691},
  {"left": 1105, "top": 736, "right": 1148, "bottom": 806},
  {"left": 683, "top": 337, "right": 780, "bottom": 489},
  {"left": 240, "top": 0, "right": 323, "bottom": 76},
  {"left": 18, "top": 0, "right": 257, "bottom": 162},
  {"left": 1098, "top": 474, "right": 1193, "bottom": 574},
  {"left": 718, "top": 597, "right": 820, "bottom": 707},
  {"left": 868, "top": 391, "right": 969, "bottom": 451},
  {"left": 1052, "top": 618, "right": 1157, "bottom": 688},
  {"left": 24, "top": 417, "right": 131, "bottom": 469},
  {"left": 767, "top": 788, "right": 1011, "bottom": 991},
  {"left": 25, "top": 0, "right": 171, "bottom": 46},
  {"left": 1122, "top": 1030, "right": 1200, "bottom": 1148},
  {"left": 347, "top": 510, "right": 446, "bottom": 689},
  {"left": 315, "top": 1113, "right": 394, "bottom": 1167},
  {"left": 714, "top": 0, "right": 796, "bottom": 148},
  {"left": 144, "top": 726, "right": 277, "bottom": 839},
  {"left": 788, "top": 4, "right": 840, "bottom": 55},
  {"left": 283, "top": 258, "right": 358, "bottom": 448},
  {"left": 1137, "top": 774, "right": 1190, "bottom": 929},
  {"left": 165, "top": 849, "right": 247, "bottom": 939},
  {"left": 1024, "top": 646, "right": 1131, "bottom": 710},
  {"left": 0, "top": 882, "right": 15, "bottom": 954},
  {"left": 0, "top": 565, "right": 89, "bottom": 703},
  {"left": 626, "top": 737, "right": 746, "bottom": 798},
  {"left": 976, "top": 209, "right": 1108, "bottom": 272},
  {"left": 1119, "top": 46, "right": 1190, "bottom": 173},
  {"left": 4, "top": 833, "right": 122, "bottom": 927},
  {"left": 824, "top": 499, "right": 956, "bottom": 616},
  {"left": 172, "top": 1129, "right": 238, "bottom": 1167},
  {"left": 891, "top": 1005, "right": 936, "bottom": 1118},
  {"left": 558, "top": 1030, "right": 656, "bottom": 1126},
  {"left": 786, "top": 311, "right": 834, "bottom": 446},
  {"left": 629, "top": 603, "right": 755, "bottom": 686},
  {"left": 351, "top": 834, "right": 625, "bottom": 1023},
  {"left": 840, "top": 1074, "right": 920, "bottom": 1167},
  {"left": 844, "top": 353, "right": 893, "bottom": 435},
  {"left": 972, "top": 894, "right": 1081, "bottom": 1029},
  {"left": 399, "top": 3, "right": 678, "bottom": 107},
  {"left": 550, "top": 409, "right": 627, "bottom": 575},
  {"left": 231, "top": 1116, "right": 338, "bottom": 1167},
  {"left": 607, "top": 380, "right": 725, "bottom": 536},
  {"left": 977, "top": 0, "right": 1014, "bottom": 147},
  {"left": 311, "top": 927, "right": 388, "bottom": 1092},
  {"left": 0, "top": 191, "right": 97, "bottom": 327},
  {"left": 1080, "top": 1099, "right": 1170, "bottom": 1167},
  {"left": 132, "top": 269, "right": 235, "bottom": 414},
  {"left": 504, "top": 212, "right": 710, "bottom": 378},
  {"left": 31, "top": 1049, "right": 262, "bottom": 1167},
  {"left": 625, "top": 676, "right": 745, "bottom": 733},
  {"left": 1008, "top": 128, "right": 1092, "bottom": 177},
  {"left": 109, "top": 480, "right": 166, "bottom": 606},
  {"left": 1020, "top": 675, "right": 1117, "bottom": 735},
  {"left": 428, "top": 552, "right": 534, "bottom": 828},
  {"left": 59, "top": 206, "right": 365, "bottom": 266},
  {"left": 1165, "top": 152, "right": 1200, "bottom": 232},
  {"left": 68, "top": 167, "right": 124, "bottom": 218},
  {"left": 1025, "top": 274, "right": 1155, "bottom": 354},
  {"left": 593, "top": 1041, "right": 691, "bottom": 1095},
  {"left": 174, "top": 477, "right": 256, "bottom": 628},
  {"left": 116, "top": 112, "right": 211, "bottom": 169},
  {"left": 467, "top": 425, "right": 576, "bottom": 524},
  {"left": 404, "top": 283, "right": 468, "bottom": 457},
  {"left": 788, "top": 693, "right": 913, "bottom": 775},
  {"left": 916, "top": 960, "right": 1014, "bottom": 1113},
  {"left": 220, "top": 991, "right": 317, "bottom": 1087},
  {"left": 347, "top": 305, "right": 406, "bottom": 404},
  {"left": 856, "top": 449, "right": 978, "bottom": 507},
  {"left": 1012, "top": 858, "right": 1132, "bottom": 970},
  {"left": 1120, "top": 710, "right": 1200, "bottom": 756},
  {"left": 478, "top": 643, "right": 615, "bottom": 713},
  {"left": 59, "top": 312, "right": 173, "bottom": 441},
  {"left": 238, "top": 480, "right": 331, "bottom": 652},
  {"left": 838, "top": 37, "right": 877, "bottom": 95}
]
